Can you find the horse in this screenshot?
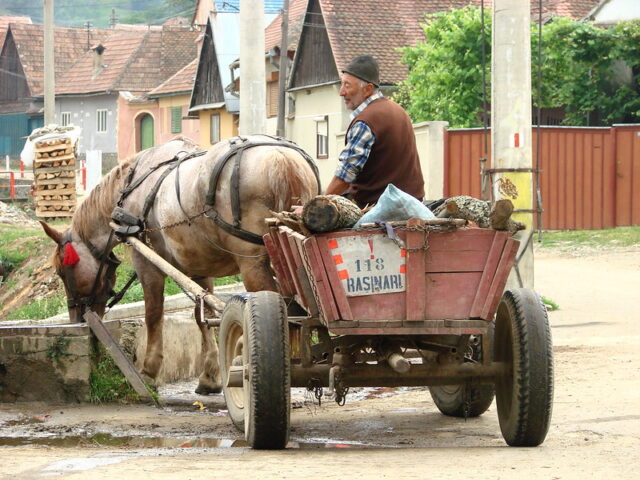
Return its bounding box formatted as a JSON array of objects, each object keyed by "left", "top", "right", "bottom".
[{"left": 40, "top": 135, "right": 319, "bottom": 394}]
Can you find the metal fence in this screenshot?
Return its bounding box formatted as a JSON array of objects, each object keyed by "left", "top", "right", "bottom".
[{"left": 446, "top": 125, "right": 640, "bottom": 230}]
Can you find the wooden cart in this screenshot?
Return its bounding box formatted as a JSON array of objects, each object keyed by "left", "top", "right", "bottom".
[{"left": 219, "top": 219, "right": 554, "bottom": 449}]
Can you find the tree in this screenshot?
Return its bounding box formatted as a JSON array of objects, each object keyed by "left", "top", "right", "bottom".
[{"left": 396, "top": 7, "right": 640, "bottom": 127}]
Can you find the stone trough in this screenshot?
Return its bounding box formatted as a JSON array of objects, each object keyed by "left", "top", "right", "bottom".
[{"left": 0, "top": 286, "right": 242, "bottom": 403}]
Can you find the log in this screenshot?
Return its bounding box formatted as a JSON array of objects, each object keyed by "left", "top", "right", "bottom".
[
  {"left": 434, "top": 196, "right": 525, "bottom": 233},
  {"left": 302, "top": 194, "right": 362, "bottom": 233}
]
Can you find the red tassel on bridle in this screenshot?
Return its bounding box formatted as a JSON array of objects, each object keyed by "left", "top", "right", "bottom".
[{"left": 62, "top": 242, "right": 80, "bottom": 266}]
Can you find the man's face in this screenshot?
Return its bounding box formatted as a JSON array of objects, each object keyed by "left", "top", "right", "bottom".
[{"left": 340, "top": 73, "right": 373, "bottom": 110}]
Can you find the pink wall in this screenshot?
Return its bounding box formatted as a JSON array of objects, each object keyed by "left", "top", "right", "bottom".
[{"left": 117, "top": 94, "right": 200, "bottom": 161}]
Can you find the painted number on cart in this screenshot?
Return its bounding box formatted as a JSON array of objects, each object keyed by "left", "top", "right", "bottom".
[{"left": 327, "top": 235, "right": 406, "bottom": 297}]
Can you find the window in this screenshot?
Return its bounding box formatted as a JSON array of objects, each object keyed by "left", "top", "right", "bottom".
[
  {"left": 266, "top": 81, "right": 279, "bottom": 118},
  {"left": 60, "top": 112, "right": 71, "bottom": 126},
  {"left": 210, "top": 113, "right": 220, "bottom": 144},
  {"left": 171, "top": 106, "right": 182, "bottom": 133},
  {"left": 96, "top": 109, "right": 108, "bottom": 133},
  {"left": 316, "top": 116, "right": 328, "bottom": 159},
  {"left": 287, "top": 94, "right": 295, "bottom": 118}
]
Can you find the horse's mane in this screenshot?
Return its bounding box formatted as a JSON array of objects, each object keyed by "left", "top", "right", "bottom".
[{"left": 72, "top": 155, "right": 135, "bottom": 242}]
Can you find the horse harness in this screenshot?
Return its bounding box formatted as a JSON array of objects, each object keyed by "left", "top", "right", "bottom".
[
  {"left": 112, "top": 135, "right": 320, "bottom": 245},
  {"left": 60, "top": 230, "right": 121, "bottom": 313}
]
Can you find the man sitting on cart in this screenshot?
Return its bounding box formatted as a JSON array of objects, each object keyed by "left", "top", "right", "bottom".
[{"left": 324, "top": 55, "right": 425, "bottom": 208}]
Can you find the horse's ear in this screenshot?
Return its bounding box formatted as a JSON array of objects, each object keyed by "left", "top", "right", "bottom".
[{"left": 40, "top": 221, "right": 63, "bottom": 245}]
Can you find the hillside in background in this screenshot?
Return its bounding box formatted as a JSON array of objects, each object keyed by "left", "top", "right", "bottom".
[{"left": 0, "top": 0, "right": 196, "bottom": 28}]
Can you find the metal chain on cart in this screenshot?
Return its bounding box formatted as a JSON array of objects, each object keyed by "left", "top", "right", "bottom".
[{"left": 306, "top": 379, "right": 324, "bottom": 406}]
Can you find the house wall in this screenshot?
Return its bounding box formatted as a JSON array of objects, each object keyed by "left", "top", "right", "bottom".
[
  {"left": 55, "top": 94, "right": 118, "bottom": 157},
  {"left": 156, "top": 94, "right": 200, "bottom": 146},
  {"left": 592, "top": 0, "right": 640, "bottom": 24},
  {"left": 197, "top": 107, "right": 237, "bottom": 148},
  {"left": 286, "top": 83, "right": 345, "bottom": 190},
  {"left": 117, "top": 94, "right": 161, "bottom": 161}
]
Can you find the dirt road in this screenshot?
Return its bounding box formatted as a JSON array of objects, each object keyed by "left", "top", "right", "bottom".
[{"left": 1, "top": 247, "right": 639, "bottom": 479}]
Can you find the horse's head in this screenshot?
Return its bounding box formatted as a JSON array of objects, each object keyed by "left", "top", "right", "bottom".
[{"left": 40, "top": 221, "right": 119, "bottom": 323}]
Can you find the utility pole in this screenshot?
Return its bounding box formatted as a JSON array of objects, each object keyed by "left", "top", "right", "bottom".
[
  {"left": 110, "top": 9, "right": 118, "bottom": 29},
  {"left": 239, "top": 0, "right": 265, "bottom": 134},
  {"left": 43, "top": 0, "right": 55, "bottom": 125},
  {"left": 491, "top": 0, "right": 534, "bottom": 288},
  {"left": 276, "top": 0, "right": 289, "bottom": 138},
  {"left": 85, "top": 22, "right": 92, "bottom": 50}
]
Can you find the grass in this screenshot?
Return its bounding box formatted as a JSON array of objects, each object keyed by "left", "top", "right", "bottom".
[
  {"left": 0, "top": 224, "right": 45, "bottom": 274},
  {"left": 6, "top": 296, "right": 67, "bottom": 320},
  {"left": 538, "top": 226, "right": 640, "bottom": 250},
  {"left": 89, "top": 343, "right": 142, "bottom": 404}
]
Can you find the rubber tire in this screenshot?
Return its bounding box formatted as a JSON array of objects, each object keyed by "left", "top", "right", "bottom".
[
  {"left": 219, "top": 295, "right": 249, "bottom": 430},
  {"left": 244, "top": 291, "right": 291, "bottom": 449},
  {"left": 428, "top": 323, "right": 495, "bottom": 417},
  {"left": 494, "top": 289, "right": 554, "bottom": 447}
]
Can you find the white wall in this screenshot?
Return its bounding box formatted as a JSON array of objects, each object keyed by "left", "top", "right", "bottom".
[
  {"left": 592, "top": 0, "right": 640, "bottom": 24},
  {"left": 287, "top": 83, "right": 345, "bottom": 190}
]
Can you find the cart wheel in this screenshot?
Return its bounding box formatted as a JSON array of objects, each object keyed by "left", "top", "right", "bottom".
[
  {"left": 219, "top": 295, "right": 247, "bottom": 430},
  {"left": 219, "top": 292, "right": 291, "bottom": 449},
  {"left": 429, "top": 324, "right": 495, "bottom": 417},
  {"left": 494, "top": 289, "right": 554, "bottom": 447}
]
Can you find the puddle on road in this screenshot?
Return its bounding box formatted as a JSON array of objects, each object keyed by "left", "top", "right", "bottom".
[{"left": 0, "top": 433, "right": 380, "bottom": 450}]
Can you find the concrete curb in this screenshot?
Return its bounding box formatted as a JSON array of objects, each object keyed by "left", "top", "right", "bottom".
[{"left": 5, "top": 282, "right": 246, "bottom": 326}]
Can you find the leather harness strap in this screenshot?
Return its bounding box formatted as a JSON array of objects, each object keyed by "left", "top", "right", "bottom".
[{"left": 203, "top": 136, "right": 321, "bottom": 245}]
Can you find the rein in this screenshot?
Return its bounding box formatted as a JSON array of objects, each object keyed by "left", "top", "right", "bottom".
[{"left": 61, "top": 230, "right": 122, "bottom": 315}]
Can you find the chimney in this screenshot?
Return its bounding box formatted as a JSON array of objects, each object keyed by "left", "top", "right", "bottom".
[{"left": 92, "top": 44, "right": 106, "bottom": 77}]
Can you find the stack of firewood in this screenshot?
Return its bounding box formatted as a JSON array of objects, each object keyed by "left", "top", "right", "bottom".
[{"left": 33, "top": 136, "right": 77, "bottom": 219}]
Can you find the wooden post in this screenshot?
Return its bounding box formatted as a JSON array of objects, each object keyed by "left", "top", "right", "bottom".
[
  {"left": 84, "top": 310, "right": 160, "bottom": 406},
  {"left": 125, "top": 236, "right": 224, "bottom": 322}
]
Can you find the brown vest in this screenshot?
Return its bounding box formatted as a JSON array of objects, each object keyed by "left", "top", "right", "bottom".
[{"left": 347, "top": 97, "right": 425, "bottom": 207}]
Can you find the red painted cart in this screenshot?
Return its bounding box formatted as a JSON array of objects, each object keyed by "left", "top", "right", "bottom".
[{"left": 219, "top": 218, "right": 553, "bottom": 450}]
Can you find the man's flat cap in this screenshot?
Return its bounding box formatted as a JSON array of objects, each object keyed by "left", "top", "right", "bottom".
[{"left": 342, "top": 55, "right": 380, "bottom": 87}]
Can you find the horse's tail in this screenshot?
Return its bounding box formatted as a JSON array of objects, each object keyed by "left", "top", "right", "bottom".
[{"left": 263, "top": 147, "right": 318, "bottom": 211}]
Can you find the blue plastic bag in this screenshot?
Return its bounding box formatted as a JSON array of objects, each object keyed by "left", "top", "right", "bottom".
[{"left": 354, "top": 184, "right": 435, "bottom": 229}]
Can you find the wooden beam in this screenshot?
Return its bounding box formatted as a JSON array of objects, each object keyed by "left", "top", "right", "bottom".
[{"left": 84, "top": 310, "right": 160, "bottom": 407}]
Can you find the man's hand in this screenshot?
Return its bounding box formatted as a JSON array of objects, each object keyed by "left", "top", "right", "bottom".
[{"left": 325, "top": 176, "right": 351, "bottom": 196}]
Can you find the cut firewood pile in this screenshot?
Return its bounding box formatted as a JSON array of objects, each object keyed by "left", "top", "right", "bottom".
[
  {"left": 33, "top": 133, "right": 77, "bottom": 219},
  {"left": 432, "top": 196, "right": 525, "bottom": 233},
  {"left": 271, "top": 194, "right": 524, "bottom": 235}
]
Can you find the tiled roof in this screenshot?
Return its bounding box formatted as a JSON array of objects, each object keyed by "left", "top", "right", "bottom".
[
  {"left": 314, "top": 0, "right": 600, "bottom": 86},
  {"left": 319, "top": 0, "right": 456, "bottom": 85},
  {"left": 148, "top": 58, "right": 198, "bottom": 96},
  {"left": 265, "top": 0, "right": 309, "bottom": 52},
  {"left": 54, "top": 27, "right": 199, "bottom": 96},
  {"left": 7, "top": 23, "right": 110, "bottom": 97},
  {"left": 0, "top": 15, "right": 31, "bottom": 52}
]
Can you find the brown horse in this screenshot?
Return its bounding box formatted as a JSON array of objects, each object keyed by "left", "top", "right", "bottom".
[{"left": 41, "top": 135, "right": 319, "bottom": 394}]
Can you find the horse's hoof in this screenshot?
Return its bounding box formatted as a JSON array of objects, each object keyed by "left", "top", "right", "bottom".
[{"left": 195, "top": 384, "right": 222, "bottom": 395}]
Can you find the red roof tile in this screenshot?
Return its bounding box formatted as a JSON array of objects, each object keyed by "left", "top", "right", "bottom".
[
  {"left": 7, "top": 23, "right": 111, "bottom": 96},
  {"left": 148, "top": 58, "right": 198, "bottom": 96},
  {"left": 313, "top": 0, "right": 600, "bottom": 86},
  {"left": 54, "top": 27, "right": 199, "bottom": 96},
  {"left": 265, "top": 0, "right": 309, "bottom": 52},
  {"left": 0, "top": 15, "right": 31, "bottom": 52}
]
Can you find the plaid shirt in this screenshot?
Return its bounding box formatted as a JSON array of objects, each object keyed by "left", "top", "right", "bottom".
[{"left": 334, "top": 91, "right": 384, "bottom": 183}]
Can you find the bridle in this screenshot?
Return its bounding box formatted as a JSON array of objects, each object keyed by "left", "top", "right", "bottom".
[{"left": 60, "top": 230, "right": 121, "bottom": 316}]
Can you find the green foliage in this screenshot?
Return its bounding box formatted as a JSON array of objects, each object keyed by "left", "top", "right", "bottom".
[
  {"left": 541, "top": 296, "right": 560, "bottom": 311},
  {"left": 46, "top": 336, "right": 71, "bottom": 360},
  {"left": 7, "top": 295, "right": 67, "bottom": 321},
  {"left": 398, "top": 8, "right": 640, "bottom": 127},
  {"left": 539, "top": 226, "right": 640, "bottom": 249},
  {"left": 0, "top": 225, "right": 44, "bottom": 275},
  {"left": 396, "top": 6, "right": 491, "bottom": 128},
  {"left": 90, "top": 343, "right": 141, "bottom": 403}
]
